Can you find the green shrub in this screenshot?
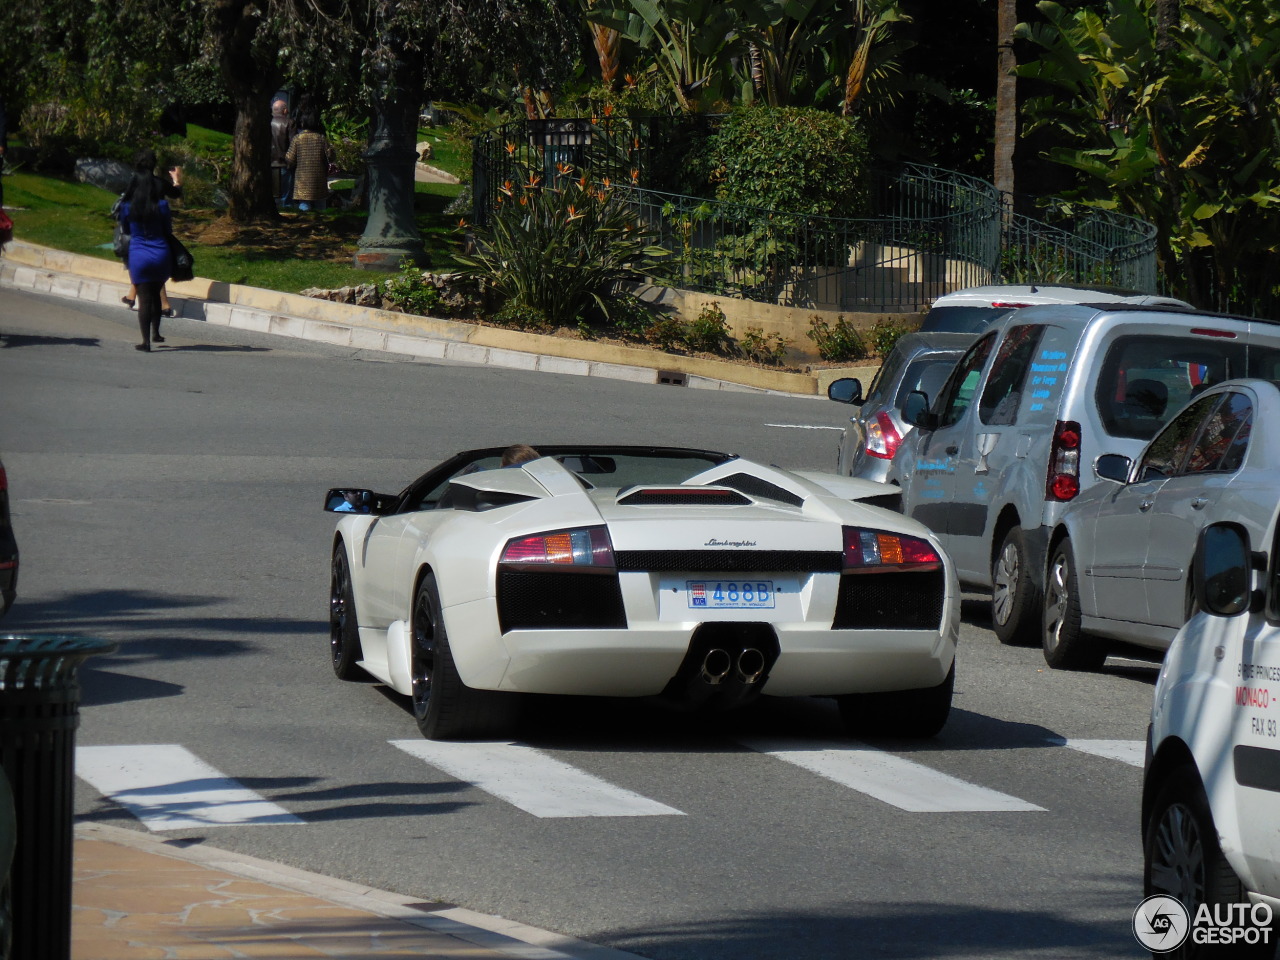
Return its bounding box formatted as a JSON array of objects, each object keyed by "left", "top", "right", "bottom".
[
  {"left": 684, "top": 302, "right": 733, "bottom": 354},
  {"left": 491, "top": 300, "right": 553, "bottom": 332},
  {"left": 807, "top": 315, "right": 869, "bottom": 363},
  {"left": 607, "top": 293, "right": 658, "bottom": 341},
  {"left": 383, "top": 259, "right": 443, "bottom": 315},
  {"left": 453, "top": 168, "right": 668, "bottom": 328},
  {"left": 868, "top": 318, "right": 909, "bottom": 359},
  {"left": 740, "top": 327, "right": 791, "bottom": 366},
  {"left": 645, "top": 315, "right": 688, "bottom": 352},
  {"left": 683, "top": 106, "right": 871, "bottom": 218}
]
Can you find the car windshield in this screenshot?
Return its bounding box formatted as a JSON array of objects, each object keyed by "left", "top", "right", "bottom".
[{"left": 410, "top": 448, "right": 731, "bottom": 510}]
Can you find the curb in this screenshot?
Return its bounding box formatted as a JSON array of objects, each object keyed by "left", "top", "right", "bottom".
[
  {"left": 77, "top": 822, "right": 645, "bottom": 960},
  {"left": 0, "top": 241, "right": 860, "bottom": 397}
]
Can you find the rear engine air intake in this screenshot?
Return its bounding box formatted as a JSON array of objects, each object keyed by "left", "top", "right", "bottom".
[
  {"left": 832, "top": 569, "right": 945, "bottom": 630},
  {"left": 497, "top": 570, "right": 626, "bottom": 633}
]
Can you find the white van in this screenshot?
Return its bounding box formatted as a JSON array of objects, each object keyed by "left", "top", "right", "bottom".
[{"left": 892, "top": 304, "right": 1280, "bottom": 643}]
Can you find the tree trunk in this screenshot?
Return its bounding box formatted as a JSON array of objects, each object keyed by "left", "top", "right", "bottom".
[
  {"left": 212, "top": 0, "right": 283, "bottom": 223},
  {"left": 993, "top": 0, "right": 1017, "bottom": 198}
]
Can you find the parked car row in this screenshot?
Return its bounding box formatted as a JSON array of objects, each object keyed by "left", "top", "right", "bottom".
[
  {"left": 833, "top": 286, "right": 1280, "bottom": 949},
  {"left": 829, "top": 292, "right": 1280, "bottom": 670}
]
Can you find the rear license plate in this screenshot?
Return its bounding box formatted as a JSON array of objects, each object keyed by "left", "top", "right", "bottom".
[{"left": 686, "top": 580, "right": 775, "bottom": 609}]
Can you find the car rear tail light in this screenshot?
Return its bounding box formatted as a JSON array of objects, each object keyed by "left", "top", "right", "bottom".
[
  {"left": 842, "top": 526, "right": 942, "bottom": 572},
  {"left": 990, "top": 301, "right": 1032, "bottom": 309},
  {"left": 864, "top": 411, "right": 903, "bottom": 460},
  {"left": 1047, "top": 420, "right": 1082, "bottom": 501},
  {"left": 1190, "top": 328, "right": 1236, "bottom": 338},
  {"left": 501, "top": 526, "right": 616, "bottom": 568}
]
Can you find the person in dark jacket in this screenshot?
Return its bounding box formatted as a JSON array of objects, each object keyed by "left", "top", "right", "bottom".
[{"left": 118, "top": 149, "right": 174, "bottom": 352}]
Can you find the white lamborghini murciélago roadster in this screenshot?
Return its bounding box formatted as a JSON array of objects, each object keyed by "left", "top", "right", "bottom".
[{"left": 325, "top": 445, "right": 959, "bottom": 740}]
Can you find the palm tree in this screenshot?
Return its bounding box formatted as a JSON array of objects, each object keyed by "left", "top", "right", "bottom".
[{"left": 993, "top": 0, "right": 1017, "bottom": 196}]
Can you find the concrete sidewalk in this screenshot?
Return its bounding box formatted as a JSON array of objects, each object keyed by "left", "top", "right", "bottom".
[{"left": 74, "top": 822, "right": 641, "bottom": 960}]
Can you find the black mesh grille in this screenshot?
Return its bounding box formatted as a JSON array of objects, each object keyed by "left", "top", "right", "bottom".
[
  {"left": 615, "top": 550, "right": 842, "bottom": 572},
  {"left": 497, "top": 570, "right": 627, "bottom": 632},
  {"left": 832, "top": 569, "right": 945, "bottom": 630},
  {"left": 617, "top": 489, "right": 751, "bottom": 506},
  {"left": 713, "top": 473, "right": 804, "bottom": 507}
]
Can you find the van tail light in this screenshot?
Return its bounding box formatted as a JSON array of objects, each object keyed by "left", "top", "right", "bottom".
[
  {"left": 1047, "top": 420, "right": 1082, "bottom": 501},
  {"left": 842, "top": 526, "right": 942, "bottom": 573},
  {"left": 865, "top": 412, "right": 903, "bottom": 460},
  {"left": 501, "top": 526, "right": 616, "bottom": 568}
]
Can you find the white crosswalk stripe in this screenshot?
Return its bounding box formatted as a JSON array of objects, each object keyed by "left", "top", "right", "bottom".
[
  {"left": 77, "top": 736, "right": 1146, "bottom": 827},
  {"left": 738, "top": 737, "right": 1047, "bottom": 812},
  {"left": 1050, "top": 738, "right": 1145, "bottom": 768},
  {"left": 390, "top": 739, "right": 685, "bottom": 818},
  {"left": 76, "top": 744, "right": 303, "bottom": 831}
]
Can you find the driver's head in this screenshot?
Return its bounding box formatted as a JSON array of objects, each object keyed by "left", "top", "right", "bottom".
[{"left": 500, "top": 444, "right": 541, "bottom": 467}]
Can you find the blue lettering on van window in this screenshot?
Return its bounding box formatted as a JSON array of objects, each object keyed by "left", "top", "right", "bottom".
[
  {"left": 1040, "top": 351, "right": 1067, "bottom": 360},
  {"left": 1030, "top": 362, "right": 1059, "bottom": 373},
  {"left": 1030, "top": 403, "right": 1045, "bottom": 412},
  {"left": 1032, "top": 389, "right": 1051, "bottom": 400}
]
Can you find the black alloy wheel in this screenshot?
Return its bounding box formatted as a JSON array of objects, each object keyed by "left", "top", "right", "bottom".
[
  {"left": 329, "top": 545, "right": 365, "bottom": 680},
  {"left": 411, "top": 576, "right": 439, "bottom": 729}
]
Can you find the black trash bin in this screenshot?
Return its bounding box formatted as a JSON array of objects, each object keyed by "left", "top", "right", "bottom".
[{"left": 0, "top": 635, "right": 117, "bottom": 960}]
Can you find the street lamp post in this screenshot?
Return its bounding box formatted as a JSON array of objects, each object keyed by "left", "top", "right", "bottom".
[{"left": 354, "top": 23, "right": 427, "bottom": 271}]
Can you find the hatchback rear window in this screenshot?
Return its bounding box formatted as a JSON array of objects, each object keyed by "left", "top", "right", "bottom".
[
  {"left": 918, "top": 306, "right": 1013, "bottom": 334},
  {"left": 1095, "top": 335, "right": 1280, "bottom": 440}
]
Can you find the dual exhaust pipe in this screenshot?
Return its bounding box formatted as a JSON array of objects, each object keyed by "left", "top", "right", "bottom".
[{"left": 700, "top": 647, "right": 766, "bottom": 685}]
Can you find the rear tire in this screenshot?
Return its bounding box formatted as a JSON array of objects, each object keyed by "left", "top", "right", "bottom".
[
  {"left": 991, "top": 526, "right": 1040, "bottom": 646},
  {"left": 411, "top": 573, "right": 518, "bottom": 740},
  {"left": 838, "top": 661, "right": 954, "bottom": 738},
  {"left": 329, "top": 544, "right": 366, "bottom": 680},
  {"left": 1144, "top": 765, "right": 1275, "bottom": 958},
  {"left": 1042, "top": 540, "right": 1106, "bottom": 670}
]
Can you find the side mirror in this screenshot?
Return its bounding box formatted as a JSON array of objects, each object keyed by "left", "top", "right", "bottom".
[
  {"left": 827, "top": 378, "right": 864, "bottom": 405},
  {"left": 324, "top": 488, "right": 392, "bottom": 515},
  {"left": 1194, "top": 523, "right": 1250, "bottom": 616},
  {"left": 1094, "top": 454, "right": 1132, "bottom": 484},
  {"left": 901, "top": 391, "right": 934, "bottom": 431}
]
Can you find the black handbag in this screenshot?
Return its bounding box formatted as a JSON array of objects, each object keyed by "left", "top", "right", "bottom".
[
  {"left": 168, "top": 234, "right": 194, "bottom": 282},
  {"left": 111, "top": 195, "right": 129, "bottom": 258}
]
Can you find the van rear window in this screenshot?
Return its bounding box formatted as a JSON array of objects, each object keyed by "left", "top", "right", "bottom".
[{"left": 1095, "top": 335, "right": 1280, "bottom": 440}]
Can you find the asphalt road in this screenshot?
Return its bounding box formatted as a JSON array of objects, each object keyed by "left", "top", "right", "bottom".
[{"left": 0, "top": 287, "right": 1158, "bottom": 960}]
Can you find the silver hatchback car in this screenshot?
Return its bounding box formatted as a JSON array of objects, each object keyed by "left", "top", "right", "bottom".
[
  {"left": 827, "top": 332, "right": 973, "bottom": 482},
  {"left": 1041, "top": 378, "right": 1279, "bottom": 670}
]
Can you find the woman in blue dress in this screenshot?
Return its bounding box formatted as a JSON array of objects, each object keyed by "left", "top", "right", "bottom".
[{"left": 118, "top": 150, "right": 174, "bottom": 351}]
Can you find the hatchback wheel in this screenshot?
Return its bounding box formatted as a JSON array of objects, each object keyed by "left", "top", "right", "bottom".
[{"left": 1042, "top": 540, "right": 1106, "bottom": 670}]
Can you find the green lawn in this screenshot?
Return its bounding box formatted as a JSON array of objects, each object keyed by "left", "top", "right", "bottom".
[{"left": 3, "top": 124, "right": 470, "bottom": 294}]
